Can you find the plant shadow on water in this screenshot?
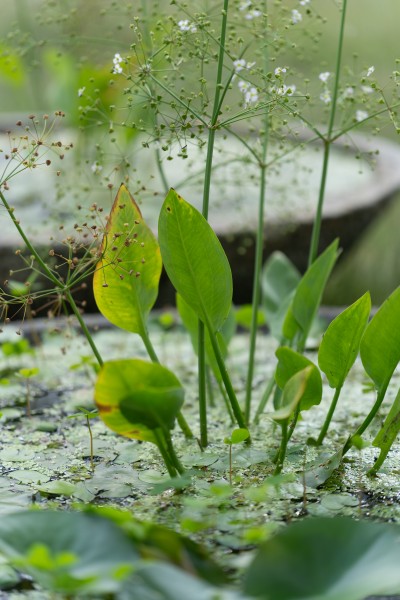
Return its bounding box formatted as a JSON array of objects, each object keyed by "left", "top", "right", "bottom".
[{"left": 2, "top": 0, "right": 400, "bottom": 598}]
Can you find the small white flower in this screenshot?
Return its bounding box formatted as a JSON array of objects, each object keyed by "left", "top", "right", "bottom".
[
  {"left": 270, "top": 84, "right": 296, "bottom": 96},
  {"left": 274, "top": 67, "right": 287, "bottom": 76},
  {"left": 366, "top": 66, "right": 375, "bottom": 77},
  {"left": 112, "top": 63, "right": 123, "bottom": 75},
  {"left": 78, "top": 87, "right": 86, "bottom": 97},
  {"left": 112, "top": 53, "right": 124, "bottom": 74},
  {"left": 245, "top": 9, "right": 262, "bottom": 19},
  {"left": 361, "top": 85, "right": 373, "bottom": 94},
  {"left": 319, "top": 72, "right": 330, "bottom": 83},
  {"left": 91, "top": 163, "right": 103, "bottom": 174},
  {"left": 300, "top": 0, "right": 310, "bottom": 5},
  {"left": 344, "top": 86, "right": 354, "bottom": 97},
  {"left": 320, "top": 90, "right": 331, "bottom": 104},
  {"left": 233, "top": 59, "right": 247, "bottom": 73},
  {"left": 244, "top": 87, "right": 259, "bottom": 105},
  {"left": 238, "top": 80, "right": 251, "bottom": 93},
  {"left": 178, "top": 19, "right": 197, "bottom": 32},
  {"left": 356, "top": 110, "right": 368, "bottom": 122},
  {"left": 239, "top": 0, "right": 252, "bottom": 10},
  {"left": 291, "top": 9, "right": 302, "bottom": 24}
]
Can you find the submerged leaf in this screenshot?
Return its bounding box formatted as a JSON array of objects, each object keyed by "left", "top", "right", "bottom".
[{"left": 93, "top": 184, "right": 162, "bottom": 337}]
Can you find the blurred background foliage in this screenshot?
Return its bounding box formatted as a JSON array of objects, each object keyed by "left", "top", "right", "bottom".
[{"left": 0, "top": 0, "right": 400, "bottom": 305}]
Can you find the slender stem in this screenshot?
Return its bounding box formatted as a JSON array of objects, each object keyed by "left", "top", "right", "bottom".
[
  {"left": 65, "top": 290, "right": 103, "bottom": 367},
  {"left": 198, "top": 321, "right": 208, "bottom": 447},
  {"left": 140, "top": 329, "right": 160, "bottom": 363},
  {"left": 197, "top": 0, "right": 230, "bottom": 449},
  {"left": 343, "top": 385, "right": 387, "bottom": 455},
  {"left": 176, "top": 412, "right": 194, "bottom": 439},
  {"left": 163, "top": 430, "right": 185, "bottom": 475},
  {"left": 254, "top": 373, "right": 276, "bottom": 424},
  {"left": 307, "top": 0, "right": 348, "bottom": 266},
  {"left": 316, "top": 385, "right": 342, "bottom": 446},
  {"left": 153, "top": 429, "right": 178, "bottom": 478},
  {"left": 206, "top": 365, "right": 215, "bottom": 407},
  {"left": 229, "top": 444, "right": 232, "bottom": 486},
  {"left": 86, "top": 415, "right": 94, "bottom": 472},
  {"left": 207, "top": 322, "right": 248, "bottom": 434},
  {"left": 0, "top": 190, "right": 60, "bottom": 288},
  {"left": 244, "top": 7, "right": 269, "bottom": 424},
  {"left": 274, "top": 421, "right": 288, "bottom": 475},
  {"left": 287, "top": 404, "right": 300, "bottom": 443}
]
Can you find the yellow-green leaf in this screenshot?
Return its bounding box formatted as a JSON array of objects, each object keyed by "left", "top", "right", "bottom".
[{"left": 93, "top": 184, "right": 162, "bottom": 337}]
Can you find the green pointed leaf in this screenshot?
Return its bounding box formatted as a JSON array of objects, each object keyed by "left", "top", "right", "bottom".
[
  {"left": 0, "top": 510, "right": 138, "bottom": 596},
  {"left": 93, "top": 184, "right": 162, "bottom": 337},
  {"left": 235, "top": 305, "right": 266, "bottom": 329},
  {"left": 95, "top": 359, "right": 184, "bottom": 443},
  {"left": 261, "top": 252, "right": 300, "bottom": 340},
  {"left": 269, "top": 366, "right": 317, "bottom": 422},
  {"left": 370, "top": 387, "right": 400, "bottom": 474},
  {"left": 360, "top": 285, "right": 400, "bottom": 392},
  {"left": 177, "top": 293, "right": 235, "bottom": 380},
  {"left": 318, "top": 292, "right": 371, "bottom": 389},
  {"left": 243, "top": 517, "right": 400, "bottom": 600},
  {"left": 275, "top": 347, "right": 322, "bottom": 411},
  {"left": 283, "top": 240, "right": 339, "bottom": 346},
  {"left": 158, "top": 189, "right": 232, "bottom": 333}
]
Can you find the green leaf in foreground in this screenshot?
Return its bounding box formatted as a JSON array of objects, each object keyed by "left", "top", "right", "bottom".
[
  {"left": 93, "top": 183, "right": 162, "bottom": 337},
  {"left": 158, "top": 189, "right": 232, "bottom": 333},
  {"left": 360, "top": 285, "right": 400, "bottom": 393},
  {"left": 0, "top": 510, "right": 138, "bottom": 596},
  {"left": 95, "top": 359, "right": 184, "bottom": 443},
  {"left": 319, "top": 292, "right": 371, "bottom": 389},
  {"left": 243, "top": 517, "right": 400, "bottom": 600}
]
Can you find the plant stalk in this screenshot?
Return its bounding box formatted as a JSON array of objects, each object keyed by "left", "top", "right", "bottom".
[
  {"left": 316, "top": 385, "right": 342, "bottom": 445},
  {"left": 307, "top": 0, "right": 347, "bottom": 266}
]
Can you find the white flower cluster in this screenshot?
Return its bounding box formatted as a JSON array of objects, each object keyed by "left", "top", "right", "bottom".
[
  {"left": 291, "top": 9, "right": 302, "bottom": 24},
  {"left": 233, "top": 59, "right": 256, "bottom": 74},
  {"left": 239, "top": 1, "right": 262, "bottom": 20},
  {"left": 178, "top": 20, "right": 197, "bottom": 33},
  {"left": 112, "top": 53, "right": 124, "bottom": 75},
  {"left": 318, "top": 71, "right": 331, "bottom": 104},
  {"left": 238, "top": 81, "right": 259, "bottom": 106}
]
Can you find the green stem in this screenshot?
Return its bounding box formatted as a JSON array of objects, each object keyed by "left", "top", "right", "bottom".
[
  {"left": 254, "top": 373, "right": 276, "bottom": 424},
  {"left": 207, "top": 323, "right": 248, "bottom": 435},
  {"left": 274, "top": 421, "right": 288, "bottom": 475},
  {"left": 197, "top": 0, "right": 230, "bottom": 450},
  {"left": 206, "top": 365, "right": 215, "bottom": 407},
  {"left": 217, "top": 378, "right": 234, "bottom": 423},
  {"left": 343, "top": 385, "right": 387, "bottom": 455},
  {"left": 287, "top": 405, "right": 300, "bottom": 443},
  {"left": 316, "top": 385, "right": 342, "bottom": 446},
  {"left": 307, "top": 0, "right": 347, "bottom": 266},
  {"left": 163, "top": 430, "right": 185, "bottom": 475},
  {"left": 153, "top": 429, "right": 178, "bottom": 478},
  {"left": 65, "top": 290, "right": 103, "bottom": 367},
  {"left": 198, "top": 321, "right": 208, "bottom": 447},
  {"left": 0, "top": 190, "right": 60, "bottom": 288}
]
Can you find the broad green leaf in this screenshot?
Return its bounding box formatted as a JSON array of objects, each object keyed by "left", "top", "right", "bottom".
[
  {"left": 318, "top": 292, "right": 371, "bottom": 389},
  {"left": 275, "top": 347, "right": 322, "bottom": 411},
  {"left": 0, "top": 510, "right": 138, "bottom": 596},
  {"left": 93, "top": 184, "right": 162, "bottom": 337},
  {"left": 283, "top": 240, "right": 339, "bottom": 346},
  {"left": 95, "top": 359, "right": 184, "bottom": 443},
  {"left": 177, "top": 293, "right": 235, "bottom": 380},
  {"left": 261, "top": 252, "right": 300, "bottom": 340},
  {"left": 269, "top": 367, "right": 316, "bottom": 422},
  {"left": 360, "top": 285, "right": 400, "bottom": 392},
  {"left": 370, "top": 387, "right": 400, "bottom": 474},
  {"left": 158, "top": 189, "right": 232, "bottom": 333},
  {"left": 231, "top": 428, "right": 250, "bottom": 444},
  {"left": 243, "top": 517, "right": 400, "bottom": 600}
]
